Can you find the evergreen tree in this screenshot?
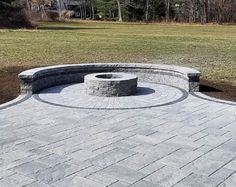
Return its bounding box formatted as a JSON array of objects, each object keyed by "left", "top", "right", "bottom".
[{"left": 0, "top": 0, "right": 33, "bottom": 28}]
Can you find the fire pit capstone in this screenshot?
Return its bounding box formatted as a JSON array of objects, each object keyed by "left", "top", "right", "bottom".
[{"left": 84, "top": 72, "right": 138, "bottom": 97}]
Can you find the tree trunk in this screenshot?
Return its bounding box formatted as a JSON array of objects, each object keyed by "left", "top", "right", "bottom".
[
  {"left": 189, "top": 0, "right": 194, "bottom": 22},
  {"left": 165, "top": 0, "right": 170, "bottom": 21},
  {"left": 145, "top": 0, "right": 149, "bottom": 21},
  {"left": 25, "top": 0, "right": 31, "bottom": 17},
  {"left": 109, "top": 8, "right": 112, "bottom": 19},
  {"left": 57, "top": 0, "right": 62, "bottom": 19},
  {"left": 218, "top": 0, "right": 224, "bottom": 24},
  {"left": 193, "top": 0, "right": 196, "bottom": 22},
  {"left": 79, "top": 5, "right": 82, "bottom": 19},
  {"left": 202, "top": 0, "right": 209, "bottom": 23},
  {"left": 84, "top": 0, "right": 86, "bottom": 19},
  {"left": 116, "top": 0, "right": 122, "bottom": 21},
  {"left": 91, "top": 0, "right": 95, "bottom": 20}
]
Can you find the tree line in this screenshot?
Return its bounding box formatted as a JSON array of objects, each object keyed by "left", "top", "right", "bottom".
[
  {"left": 0, "top": 0, "right": 236, "bottom": 28},
  {"left": 77, "top": 0, "right": 236, "bottom": 23}
]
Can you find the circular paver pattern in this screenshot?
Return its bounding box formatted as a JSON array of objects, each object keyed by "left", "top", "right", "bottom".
[
  {"left": 84, "top": 72, "right": 138, "bottom": 97},
  {"left": 35, "top": 82, "right": 188, "bottom": 110}
]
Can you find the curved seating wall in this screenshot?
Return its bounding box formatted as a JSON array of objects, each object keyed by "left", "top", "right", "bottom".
[{"left": 18, "top": 63, "right": 201, "bottom": 94}]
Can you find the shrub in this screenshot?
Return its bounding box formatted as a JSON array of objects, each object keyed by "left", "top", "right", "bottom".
[{"left": 0, "top": 0, "right": 34, "bottom": 28}]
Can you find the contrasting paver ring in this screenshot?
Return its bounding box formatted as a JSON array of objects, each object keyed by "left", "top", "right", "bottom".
[{"left": 34, "top": 82, "right": 189, "bottom": 110}]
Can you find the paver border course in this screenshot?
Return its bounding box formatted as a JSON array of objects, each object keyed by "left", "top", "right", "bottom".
[
  {"left": 34, "top": 83, "right": 189, "bottom": 110},
  {"left": 18, "top": 63, "right": 201, "bottom": 94},
  {"left": 0, "top": 93, "right": 31, "bottom": 110}
]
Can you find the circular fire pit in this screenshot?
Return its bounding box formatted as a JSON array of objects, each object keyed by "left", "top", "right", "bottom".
[{"left": 84, "top": 72, "right": 138, "bottom": 97}]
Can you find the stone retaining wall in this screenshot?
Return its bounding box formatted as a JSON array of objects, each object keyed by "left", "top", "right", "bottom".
[{"left": 18, "top": 63, "right": 201, "bottom": 94}]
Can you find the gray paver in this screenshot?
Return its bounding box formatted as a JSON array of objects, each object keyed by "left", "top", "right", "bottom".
[
  {"left": 139, "top": 161, "right": 166, "bottom": 174},
  {"left": 24, "top": 181, "right": 52, "bottom": 187},
  {"left": 182, "top": 157, "right": 225, "bottom": 176},
  {"left": 143, "top": 166, "right": 192, "bottom": 186},
  {"left": 32, "top": 162, "right": 83, "bottom": 184},
  {"left": 129, "top": 180, "right": 162, "bottom": 187},
  {"left": 0, "top": 173, "right": 34, "bottom": 187},
  {"left": 158, "top": 149, "right": 204, "bottom": 168},
  {"left": 0, "top": 81, "right": 236, "bottom": 187},
  {"left": 219, "top": 173, "right": 236, "bottom": 187},
  {"left": 100, "top": 164, "right": 147, "bottom": 184},
  {"left": 174, "top": 173, "right": 221, "bottom": 187},
  {"left": 14, "top": 160, "right": 48, "bottom": 176},
  {"left": 210, "top": 167, "right": 235, "bottom": 182},
  {"left": 118, "top": 152, "right": 161, "bottom": 171},
  {"left": 86, "top": 173, "right": 118, "bottom": 186},
  {"left": 108, "top": 181, "right": 130, "bottom": 187},
  {"left": 89, "top": 147, "right": 137, "bottom": 168},
  {"left": 52, "top": 175, "right": 105, "bottom": 187}
]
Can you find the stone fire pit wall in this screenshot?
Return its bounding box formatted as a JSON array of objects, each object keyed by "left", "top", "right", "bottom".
[
  {"left": 85, "top": 73, "right": 138, "bottom": 97},
  {"left": 18, "top": 63, "right": 201, "bottom": 94}
]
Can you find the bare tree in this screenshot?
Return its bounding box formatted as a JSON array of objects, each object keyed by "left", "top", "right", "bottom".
[
  {"left": 90, "top": 0, "right": 95, "bottom": 19},
  {"left": 165, "top": 0, "right": 170, "bottom": 21},
  {"left": 116, "top": 0, "right": 122, "bottom": 21},
  {"left": 145, "top": 0, "right": 149, "bottom": 21}
]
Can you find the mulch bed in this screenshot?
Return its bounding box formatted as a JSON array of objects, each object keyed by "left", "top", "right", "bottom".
[
  {"left": 0, "top": 66, "right": 35, "bottom": 104},
  {"left": 0, "top": 66, "right": 236, "bottom": 104},
  {"left": 200, "top": 80, "right": 236, "bottom": 102}
]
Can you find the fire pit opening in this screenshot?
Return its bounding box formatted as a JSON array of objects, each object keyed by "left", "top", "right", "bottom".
[{"left": 95, "top": 74, "right": 122, "bottom": 79}]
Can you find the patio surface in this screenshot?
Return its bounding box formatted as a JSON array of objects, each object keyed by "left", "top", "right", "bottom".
[{"left": 0, "top": 82, "right": 236, "bottom": 187}]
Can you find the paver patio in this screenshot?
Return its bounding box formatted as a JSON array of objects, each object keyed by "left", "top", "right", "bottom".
[{"left": 0, "top": 82, "right": 236, "bottom": 187}]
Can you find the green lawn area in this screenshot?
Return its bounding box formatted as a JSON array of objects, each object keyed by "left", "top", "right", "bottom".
[{"left": 0, "top": 21, "right": 236, "bottom": 85}]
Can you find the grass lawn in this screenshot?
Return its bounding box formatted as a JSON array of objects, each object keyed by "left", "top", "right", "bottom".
[{"left": 0, "top": 21, "right": 236, "bottom": 103}]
